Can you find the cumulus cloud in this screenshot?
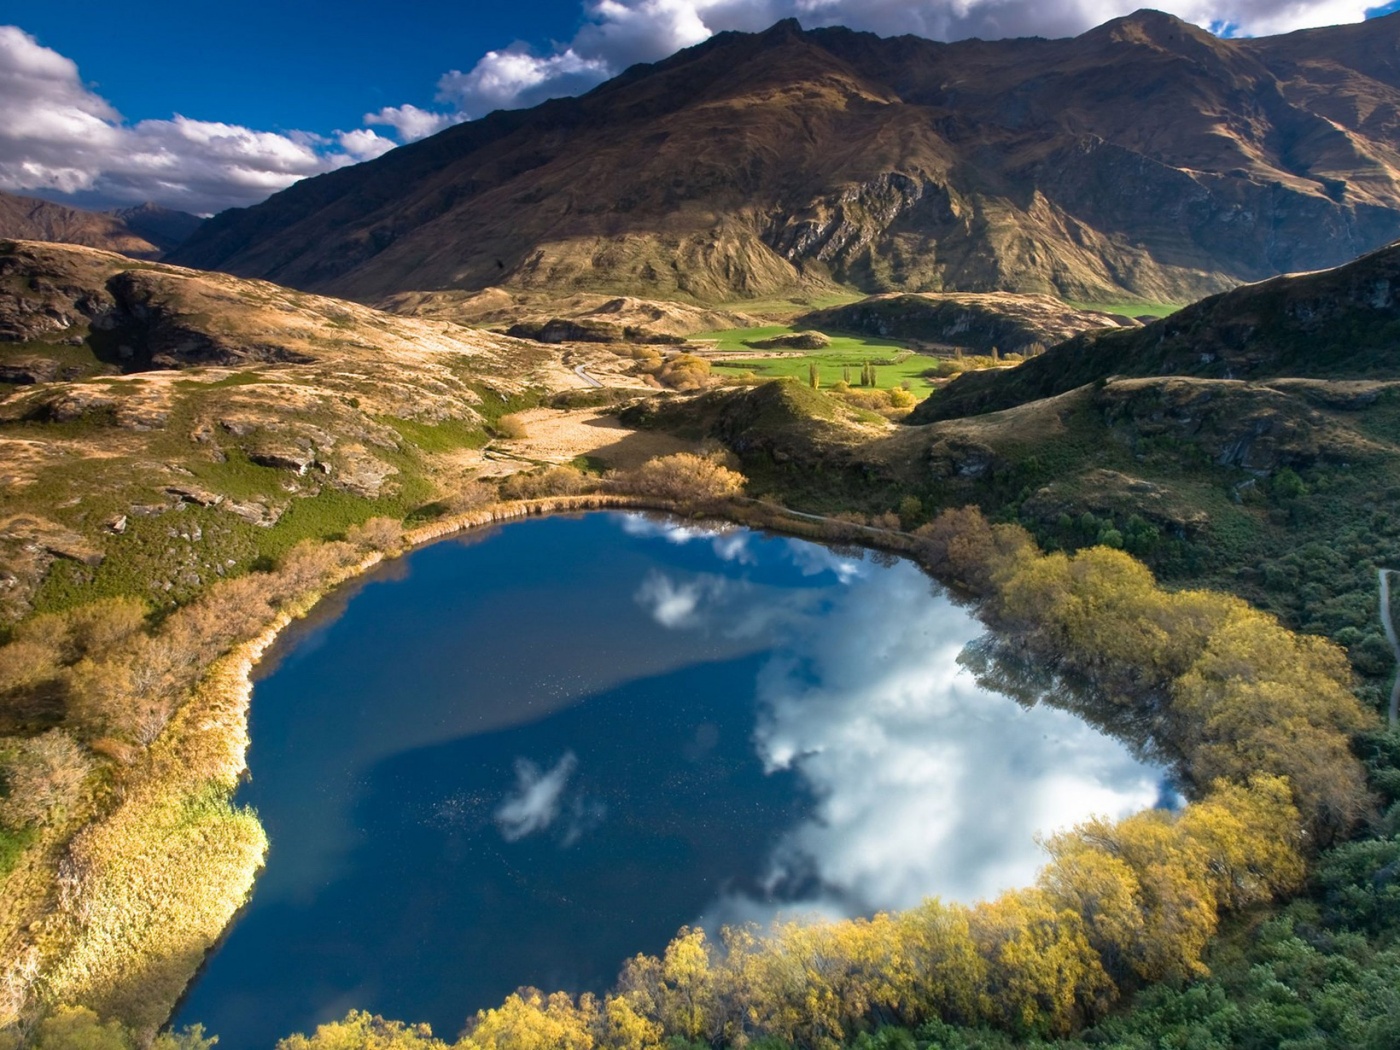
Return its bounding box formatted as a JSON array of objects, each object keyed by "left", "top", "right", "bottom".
[
  {"left": 0, "top": 26, "right": 394, "bottom": 213},
  {"left": 697, "top": 558, "right": 1165, "bottom": 930},
  {"left": 336, "top": 128, "right": 396, "bottom": 162},
  {"left": 495, "top": 752, "right": 579, "bottom": 841},
  {"left": 431, "top": 0, "right": 1380, "bottom": 117},
  {"left": 364, "top": 103, "right": 462, "bottom": 143}
]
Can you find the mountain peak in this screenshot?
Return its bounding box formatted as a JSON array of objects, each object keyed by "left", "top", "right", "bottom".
[
  {"left": 760, "top": 17, "right": 805, "bottom": 41},
  {"left": 170, "top": 13, "right": 1400, "bottom": 305},
  {"left": 1083, "top": 8, "right": 1222, "bottom": 49}
]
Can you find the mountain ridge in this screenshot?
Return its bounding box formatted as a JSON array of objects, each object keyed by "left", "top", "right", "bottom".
[
  {"left": 0, "top": 191, "right": 203, "bottom": 259},
  {"left": 171, "top": 10, "right": 1400, "bottom": 305}
]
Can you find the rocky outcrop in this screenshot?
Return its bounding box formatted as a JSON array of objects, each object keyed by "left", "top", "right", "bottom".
[
  {"left": 802, "top": 293, "right": 1132, "bottom": 354},
  {"left": 742, "top": 331, "right": 830, "bottom": 350},
  {"left": 506, "top": 318, "right": 684, "bottom": 345}
]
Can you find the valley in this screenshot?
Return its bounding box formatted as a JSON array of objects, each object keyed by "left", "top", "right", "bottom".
[{"left": 1, "top": 8, "right": 1400, "bottom": 1050}]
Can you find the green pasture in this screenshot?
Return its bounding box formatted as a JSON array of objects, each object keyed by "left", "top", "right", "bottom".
[
  {"left": 1069, "top": 300, "right": 1183, "bottom": 319},
  {"left": 695, "top": 325, "right": 976, "bottom": 390}
]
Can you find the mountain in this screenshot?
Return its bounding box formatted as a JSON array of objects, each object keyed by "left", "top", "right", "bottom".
[
  {"left": 0, "top": 191, "right": 163, "bottom": 258},
  {"left": 110, "top": 202, "right": 205, "bottom": 255},
  {"left": 0, "top": 192, "right": 203, "bottom": 259},
  {"left": 171, "top": 10, "right": 1400, "bottom": 305},
  {"left": 909, "top": 237, "right": 1400, "bottom": 422}
]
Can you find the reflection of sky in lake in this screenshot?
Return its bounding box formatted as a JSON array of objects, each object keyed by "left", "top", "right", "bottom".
[
  {"left": 176, "top": 513, "right": 1166, "bottom": 1050},
  {"left": 620, "top": 516, "right": 1164, "bottom": 922}
]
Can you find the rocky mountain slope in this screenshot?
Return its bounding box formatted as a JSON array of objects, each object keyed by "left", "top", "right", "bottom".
[
  {"left": 910, "top": 238, "right": 1400, "bottom": 422},
  {"left": 108, "top": 202, "right": 204, "bottom": 255},
  {"left": 0, "top": 192, "right": 201, "bottom": 259},
  {"left": 0, "top": 240, "right": 572, "bottom": 620},
  {"left": 172, "top": 10, "right": 1400, "bottom": 305}
]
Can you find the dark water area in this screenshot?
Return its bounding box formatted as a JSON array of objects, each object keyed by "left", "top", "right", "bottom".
[{"left": 175, "top": 513, "right": 1170, "bottom": 1049}]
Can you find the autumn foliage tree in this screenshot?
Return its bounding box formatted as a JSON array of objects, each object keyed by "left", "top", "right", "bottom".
[{"left": 613, "top": 454, "right": 745, "bottom": 505}]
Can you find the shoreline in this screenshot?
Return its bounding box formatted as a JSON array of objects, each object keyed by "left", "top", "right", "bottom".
[{"left": 13, "top": 492, "right": 917, "bottom": 1038}]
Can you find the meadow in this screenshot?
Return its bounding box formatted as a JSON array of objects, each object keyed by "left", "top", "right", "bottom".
[{"left": 692, "top": 325, "right": 942, "bottom": 391}]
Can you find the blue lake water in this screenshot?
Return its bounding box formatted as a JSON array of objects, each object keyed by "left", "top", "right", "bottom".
[{"left": 174, "top": 512, "right": 1171, "bottom": 1048}]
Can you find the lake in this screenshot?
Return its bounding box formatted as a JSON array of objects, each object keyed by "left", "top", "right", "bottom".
[{"left": 174, "top": 512, "right": 1173, "bottom": 1048}]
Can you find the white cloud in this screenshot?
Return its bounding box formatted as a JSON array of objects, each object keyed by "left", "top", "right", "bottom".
[
  {"left": 619, "top": 512, "right": 756, "bottom": 563},
  {"left": 432, "top": 0, "right": 1380, "bottom": 117},
  {"left": 495, "top": 752, "right": 579, "bottom": 841},
  {"left": 364, "top": 103, "right": 462, "bottom": 143},
  {"left": 337, "top": 128, "right": 396, "bottom": 162},
  {"left": 437, "top": 47, "right": 612, "bottom": 115},
  {"left": 0, "top": 26, "right": 396, "bottom": 213},
  {"left": 783, "top": 539, "right": 865, "bottom": 583}
]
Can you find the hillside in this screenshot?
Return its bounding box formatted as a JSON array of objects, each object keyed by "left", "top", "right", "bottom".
[
  {"left": 171, "top": 11, "right": 1400, "bottom": 305},
  {"left": 911, "top": 238, "right": 1400, "bottom": 422},
  {"left": 799, "top": 292, "right": 1138, "bottom": 354},
  {"left": 625, "top": 239, "right": 1400, "bottom": 689},
  {"left": 0, "top": 239, "right": 579, "bottom": 621},
  {"left": 0, "top": 192, "right": 201, "bottom": 259}
]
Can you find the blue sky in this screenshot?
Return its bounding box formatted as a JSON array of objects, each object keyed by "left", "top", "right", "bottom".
[
  {"left": 11, "top": 1, "right": 586, "bottom": 134},
  {"left": 0, "top": 0, "right": 1395, "bottom": 214}
]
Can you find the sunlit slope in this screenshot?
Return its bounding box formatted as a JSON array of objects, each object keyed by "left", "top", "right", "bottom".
[
  {"left": 0, "top": 239, "right": 556, "bottom": 621},
  {"left": 174, "top": 12, "right": 1400, "bottom": 305}
]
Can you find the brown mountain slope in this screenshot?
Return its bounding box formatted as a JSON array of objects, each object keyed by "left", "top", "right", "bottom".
[
  {"left": 110, "top": 203, "right": 205, "bottom": 254},
  {"left": 0, "top": 191, "right": 163, "bottom": 258},
  {"left": 172, "top": 11, "right": 1400, "bottom": 305},
  {"left": 909, "top": 238, "right": 1400, "bottom": 423}
]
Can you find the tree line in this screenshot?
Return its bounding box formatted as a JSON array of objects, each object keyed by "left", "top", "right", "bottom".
[{"left": 236, "top": 507, "right": 1378, "bottom": 1050}]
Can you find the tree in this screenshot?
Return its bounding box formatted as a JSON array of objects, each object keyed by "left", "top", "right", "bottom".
[
  {"left": 461, "top": 989, "right": 597, "bottom": 1050},
  {"left": 0, "top": 730, "right": 92, "bottom": 830},
  {"left": 614, "top": 454, "right": 745, "bottom": 504},
  {"left": 31, "top": 1007, "right": 130, "bottom": 1050},
  {"left": 885, "top": 901, "right": 985, "bottom": 1025},
  {"left": 599, "top": 996, "right": 663, "bottom": 1050},
  {"left": 277, "top": 1011, "right": 446, "bottom": 1050},
  {"left": 968, "top": 888, "right": 1112, "bottom": 1036}
]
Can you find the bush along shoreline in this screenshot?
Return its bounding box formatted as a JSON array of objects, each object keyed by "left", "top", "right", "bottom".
[{"left": 0, "top": 461, "right": 1394, "bottom": 1050}]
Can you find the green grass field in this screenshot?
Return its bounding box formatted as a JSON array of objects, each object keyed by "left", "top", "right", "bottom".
[
  {"left": 695, "top": 325, "right": 959, "bottom": 390},
  {"left": 1069, "top": 300, "right": 1183, "bottom": 319}
]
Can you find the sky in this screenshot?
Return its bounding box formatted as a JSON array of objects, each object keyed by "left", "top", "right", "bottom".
[{"left": 3, "top": 0, "right": 1399, "bottom": 215}]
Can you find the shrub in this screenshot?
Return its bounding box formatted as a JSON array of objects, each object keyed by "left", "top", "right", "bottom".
[
  {"left": 444, "top": 479, "right": 500, "bottom": 515},
  {"left": 0, "top": 729, "right": 91, "bottom": 830},
  {"left": 655, "top": 354, "right": 711, "bottom": 392},
  {"left": 495, "top": 413, "right": 529, "bottom": 440},
  {"left": 0, "top": 638, "right": 62, "bottom": 695},
  {"left": 612, "top": 454, "right": 745, "bottom": 504},
  {"left": 273, "top": 540, "right": 360, "bottom": 601},
  {"left": 500, "top": 466, "right": 592, "bottom": 500},
  {"left": 345, "top": 517, "right": 404, "bottom": 553}
]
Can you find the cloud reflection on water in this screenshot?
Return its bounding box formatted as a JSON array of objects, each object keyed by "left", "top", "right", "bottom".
[{"left": 624, "top": 536, "right": 1166, "bottom": 926}]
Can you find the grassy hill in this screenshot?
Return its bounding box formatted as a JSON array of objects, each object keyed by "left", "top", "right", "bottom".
[{"left": 911, "top": 239, "right": 1400, "bottom": 423}]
